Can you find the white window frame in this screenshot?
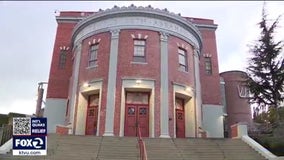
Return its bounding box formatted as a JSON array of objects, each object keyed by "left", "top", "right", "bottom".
[
  {"left": 178, "top": 48, "right": 188, "bottom": 72},
  {"left": 59, "top": 50, "right": 67, "bottom": 69},
  {"left": 88, "top": 44, "right": 98, "bottom": 67},
  {"left": 237, "top": 85, "right": 250, "bottom": 98},
  {"left": 204, "top": 57, "right": 212, "bottom": 75},
  {"left": 133, "top": 39, "right": 146, "bottom": 62}
]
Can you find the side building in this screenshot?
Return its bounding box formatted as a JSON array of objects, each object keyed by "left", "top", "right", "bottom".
[
  {"left": 44, "top": 5, "right": 224, "bottom": 138},
  {"left": 220, "top": 70, "right": 252, "bottom": 137}
]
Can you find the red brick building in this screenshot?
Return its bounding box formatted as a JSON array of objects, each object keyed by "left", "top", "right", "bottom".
[{"left": 44, "top": 5, "right": 224, "bottom": 138}]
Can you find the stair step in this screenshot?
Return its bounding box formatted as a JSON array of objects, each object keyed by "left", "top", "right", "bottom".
[{"left": 1, "top": 135, "right": 267, "bottom": 160}]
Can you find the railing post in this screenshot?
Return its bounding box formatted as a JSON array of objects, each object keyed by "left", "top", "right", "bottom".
[
  {"left": 0, "top": 124, "right": 12, "bottom": 146},
  {"left": 0, "top": 127, "right": 3, "bottom": 146},
  {"left": 231, "top": 122, "right": 248, "bottom": 139}
]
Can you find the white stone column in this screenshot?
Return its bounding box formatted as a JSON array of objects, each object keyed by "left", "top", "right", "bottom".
[
  {"left": 160, "top": 32, "right": 170, "bottom": 138},
  {"left": 193, "top": 48, "right": 203, "bottom": 137},
  {"left": 69, "top": 43, "right": 82, "bottom": 134},
  {"left": 104, "top": 29, "right": 120, "bottom": 136}
]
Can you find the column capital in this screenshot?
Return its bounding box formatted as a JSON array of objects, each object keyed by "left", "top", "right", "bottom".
[
  {"left": 72, "top": 42, "right": 82, "bottom": 56},
  {"left": 193, "top": 46, "right": 201, "bottom": 57},
  {"left": 110, "top": 29, "right": 120, "bottom": 39},
  {"left": 160, "top": 31, "right": 169, "bottom": 41}
]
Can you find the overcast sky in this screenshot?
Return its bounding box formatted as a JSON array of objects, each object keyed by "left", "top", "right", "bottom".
[{"left": 0, "top": 1, "right": 283, "bottom": 115}]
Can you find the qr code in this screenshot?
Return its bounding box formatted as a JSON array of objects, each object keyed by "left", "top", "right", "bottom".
[{"left": 13, "top": 117, "right": 31, "bottom": 135}]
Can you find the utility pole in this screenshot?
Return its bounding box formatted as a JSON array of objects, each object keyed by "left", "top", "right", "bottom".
[{"left": 36, "top": 82, "right": 48, "bottom": 117}]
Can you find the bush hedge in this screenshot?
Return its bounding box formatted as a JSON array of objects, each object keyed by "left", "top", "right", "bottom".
[{"left": 254, "top": 136, "right": 284, "bottom": 156}]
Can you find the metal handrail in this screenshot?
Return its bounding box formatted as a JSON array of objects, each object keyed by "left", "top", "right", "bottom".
[
  {"left": 0, "top": 124, "right": 12, "bottom": 146},
  {"left": 137, "top": 125, "right": 147, "bottom": 160}
]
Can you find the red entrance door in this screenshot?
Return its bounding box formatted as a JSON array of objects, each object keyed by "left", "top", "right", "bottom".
[
  {"left": 124, "top": 92, "right": 149, "bottom": 137},
  {"left": 176, "top": 98, "right": 185, "bottom": 138},
  {"left": 125, "top": 105, "right": 149, "bottom": 137},
  {"left": 85, "top": 94, "right": 99, "bottom": 135}
]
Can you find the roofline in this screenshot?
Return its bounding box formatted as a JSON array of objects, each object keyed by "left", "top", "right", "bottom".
[
  {"left": 219, "top": 70, "right": 247, "bottom": 76},
  {"left": 71, "top": 5, "right": 203, "bottom": 51}
]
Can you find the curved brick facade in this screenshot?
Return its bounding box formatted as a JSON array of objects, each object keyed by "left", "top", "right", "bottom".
[
  {"left": 44, "top": 5, "right": 224, "bottom": 138},
  {"left": 220, "top": 70, "right": 252, "bottom": 137}
]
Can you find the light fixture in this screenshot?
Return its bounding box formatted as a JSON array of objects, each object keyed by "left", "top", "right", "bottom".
[
  {"left": 83, "top": 82, "right": 89, "bottom": 87},
  {"left": 136, "top": 79, "right": 142, "bottom": 85},
  {"left": 185, "top": 87, "right": 191, "bottom": 92}
]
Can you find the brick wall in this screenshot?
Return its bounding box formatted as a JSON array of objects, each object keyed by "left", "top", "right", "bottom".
[
  {"left": 199, "top": 28, "right": 222, "bottom": 105},
  {"left": 56, "top": 125, "right": 69, "bottom": 135},
  {"left": 46, "top": 22, "right": 76, "bottom": 98},
  {"left": 115, "top": 29, "right": 161, "bottom": 136},
  {"left": 75, "top": 32, "right": 111, "bottom": 136},
  {"left": 168, "top": 36, "right": 195, "bottom": 137}
]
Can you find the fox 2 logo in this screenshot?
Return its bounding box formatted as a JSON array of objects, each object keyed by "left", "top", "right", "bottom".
[{"left": 13, "top": 136, "right": 46, "bottom": 150}]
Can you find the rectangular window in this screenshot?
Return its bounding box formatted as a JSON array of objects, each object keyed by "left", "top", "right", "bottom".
[
  {"left": 178, "top": 48, "right": 188, "bottom": 72},
  {"left": 89, "top": 94, "right": 99, "bottom": 106},
  {"left": 89, "top": 44, "right": 98, "bottom": 67},
  {"left": 175, "top": 98, "right": 184, "bottom": 110},
  {"left": 205, "top": 57, "right": 212, "bottom": 75},
  {"left": 126, "top": 92, "right": 149, "bottom": 105},
  {"left": 133, "top": 40, "right": 146, "bottom": 62},
  {"left": 237, "top": 85, "right": 250, "bottom": 98},
  {"left": 59, "top": 50, "right": 67, "bottom": 69}
]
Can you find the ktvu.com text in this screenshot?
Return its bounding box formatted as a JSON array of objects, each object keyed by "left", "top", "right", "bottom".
[{"left": 13, "top": 149, "right": 47, "bottom": 156}]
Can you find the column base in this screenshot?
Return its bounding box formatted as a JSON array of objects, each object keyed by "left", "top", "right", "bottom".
[
  {"left": 159, "top": 134, "right": 170, "bottom": 138},
  {"left": 103, "top": 132, "right": 114, "bottom": 136}
]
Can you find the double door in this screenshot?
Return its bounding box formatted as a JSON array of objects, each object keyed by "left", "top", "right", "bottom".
[{"left": 124, "top": 104, "right": 149, "bottom": 137}]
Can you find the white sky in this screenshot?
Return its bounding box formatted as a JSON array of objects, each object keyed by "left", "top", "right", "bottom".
[{"left": 0, "top": 1, "right": 283, "bottom": 115}]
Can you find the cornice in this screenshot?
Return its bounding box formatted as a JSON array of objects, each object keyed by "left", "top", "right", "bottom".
[{"left": 70, "top": 5, "right": 204, "bottom": 51}]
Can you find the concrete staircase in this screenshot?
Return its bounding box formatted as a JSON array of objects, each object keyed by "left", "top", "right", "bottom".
[
  {"left": 1, "top": 134, "right": 266, "bottom": 160},
  {"left": 144, "top": 138, "right": 267, "bottom": 160},
  {"left": 1, "top": 134, "right": 139, "bottom": 160}
]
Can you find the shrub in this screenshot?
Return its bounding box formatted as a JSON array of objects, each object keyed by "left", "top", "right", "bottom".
[{"left": 254, "top": 136, "right": 284, "bottom": 156}]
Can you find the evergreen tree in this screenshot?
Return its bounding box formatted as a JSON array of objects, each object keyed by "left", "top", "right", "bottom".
[{"left": 246, "top": 6, "right": 284, "bottom": 110}]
